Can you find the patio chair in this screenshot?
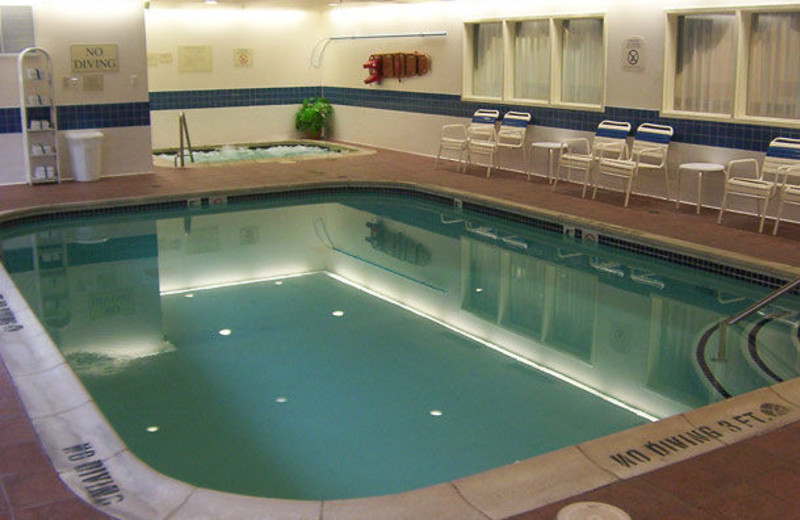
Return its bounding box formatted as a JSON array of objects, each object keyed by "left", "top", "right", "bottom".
[
  {"left": 718, "top": 137, "right": 800, "bottom": 233},
  {"left": 466, "top": 125, "right": 498, "bottom": 178},
  {"left": 496, "top": 111, "right": 532, "bottom": 169},
  {"left": 773, "top": 164, "right": 800, "bottom": 235},
  {"left": 435, "top": 109, "right": 499, "bottom": 172},
  {"left": 593, "top": 123, "right": 674, "bottom": 207},
  {"left": 553, "top": 120, "right": 631, "bottom": 198}
]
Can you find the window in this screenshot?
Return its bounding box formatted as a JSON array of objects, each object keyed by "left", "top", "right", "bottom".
[
  {"left": 665, "top": 7, "right": 800, "bottom": 123},
  {"left": 560, "top": 18, "right": 604, "bottom": 105},
  {"left": 513, "top": 20, "right": 550, "bottom": 101},
  {"left": 747, "top": 12, "right": 800, "bottom": 120},
  {"left": 470, "top": 22, "right": 503, "bottom": 99},
  {"left": 464, "top": 15, "right": 605, "bottom": 109}
]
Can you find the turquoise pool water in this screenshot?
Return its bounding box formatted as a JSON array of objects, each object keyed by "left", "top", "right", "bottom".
[{"left": 1, "top": 190, "right": 797, "bottom": 500}]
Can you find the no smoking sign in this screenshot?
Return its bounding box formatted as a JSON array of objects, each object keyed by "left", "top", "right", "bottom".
[
  {"left": 234, "top": 48, "right": 253, "bottom": 68},
  {"left": 622, "top": 37, "right": 645, "bottom": 72}
]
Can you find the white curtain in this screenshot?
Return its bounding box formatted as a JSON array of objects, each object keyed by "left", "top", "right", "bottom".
[
  {"left": 674, "top": 14, "right": 736, "bottom": 114},
  {"left": 561, "top": 18, "right": 603, "bottom": 105},
  {"left": 514, "top": 20, "right": 550, "bottom": 101},
  {"left": 472, "top": 22, "right": 503, "bottom": 98},
  {"left": 747, "top": 12, "right": 800, "bottom": 119}
]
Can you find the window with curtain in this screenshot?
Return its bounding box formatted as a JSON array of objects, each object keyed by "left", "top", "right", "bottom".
[
  {"left": 471, "top": 22, "right": 503, "bottom": 98},
  {"left": 561, "top": 18, "right": 604, "bottom": 105},
  {"left": 673, "top": 14, "right": 736, "bottom": 115},
  {"left": 464, "top": 15, "right": 606, "bottom": 108},
  {"left": 513, "top": 20, "right": 550, "bottom": 101},
  {"left": 747, "top": 12, "right": 800, "bottom": 120}
]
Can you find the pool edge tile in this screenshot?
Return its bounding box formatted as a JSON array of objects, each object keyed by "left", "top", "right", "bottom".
[
  {"left": 683, "top": 387, "right": 800, "bottom": 445},
  {"left": 577, "top": 414, "right": 725, "bottom": 480},
  {"left": 321, "top": 482, "right": 487, "bottom": 520},
  {"left": 452, "top": 445, "right": 617, "bottom": 520},
  {"left": 59, "top": 449, "right": 196, "bottom": 520},
  {"left": 771, "top": 377, "right": 800, "bottom": 408},
  {"left": 12, "top": 363, "right": 93, "bottom": 420},
  {"left": 169, "top": 488, "right": 322, "bottom": 520}
]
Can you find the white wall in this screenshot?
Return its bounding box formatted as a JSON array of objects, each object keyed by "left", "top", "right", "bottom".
[{"left": 0, "top": 0, "right": 152, "bottom": 184}]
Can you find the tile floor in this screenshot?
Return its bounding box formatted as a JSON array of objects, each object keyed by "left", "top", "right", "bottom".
[{"left": 1, "top": 145, "right": 799, "bottom": 520}]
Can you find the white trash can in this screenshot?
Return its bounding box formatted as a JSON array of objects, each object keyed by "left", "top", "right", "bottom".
[{"left": 65, "top": 130, "right": 104, "bottom": 182}]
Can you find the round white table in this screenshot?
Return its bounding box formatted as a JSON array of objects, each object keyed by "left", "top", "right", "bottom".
[
  {"left": 676, "top": 162, "right": 726, "bottom": 214},
  {"left": 529, "top": 142, "right": 564, "bottom": 182}
]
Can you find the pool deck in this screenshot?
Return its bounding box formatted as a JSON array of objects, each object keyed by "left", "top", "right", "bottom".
[{"left": 1, "top": 145, "right": 800, "bottom": 520}]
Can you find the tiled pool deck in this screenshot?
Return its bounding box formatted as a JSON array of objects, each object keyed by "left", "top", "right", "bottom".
[{"left": 1, "top": 145, "right": 800, "bottom": 520}]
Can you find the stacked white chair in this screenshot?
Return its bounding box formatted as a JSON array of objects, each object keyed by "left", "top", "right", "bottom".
[
  {"left": 553, "top": 120, "right": 631, "bottom": 197},
  {"left": 435, "top": 109, "right": 499, "bottom": 173},
  {"left": 718, "top": 137, "right": 800, "bottom": 233},
  {"left": 593, "top": 123, "right": 674, "bottom": 207},
  {"left": 496, "top": 111, "right": 532, "bottom": 170}
]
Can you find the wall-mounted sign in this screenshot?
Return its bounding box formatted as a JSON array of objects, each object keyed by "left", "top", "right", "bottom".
[
  {"left": 71, "top": 44, "right": 119, "bottom": 73},
  {"left": 233, "top": 48, "right": 252, "bottom": 68},
  {"left": 82, "top": 74, "right": 104, "bottom": 92},
  {"left": 178, "top": 45, "right": 212, "bottom": 73},
  {"left": 622, "top": 37, "right": 645, "bottom": 72}
]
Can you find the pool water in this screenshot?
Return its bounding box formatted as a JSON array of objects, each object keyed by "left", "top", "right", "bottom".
[{"left": 1, "top": 190, "right": 797, "bottom": 500}]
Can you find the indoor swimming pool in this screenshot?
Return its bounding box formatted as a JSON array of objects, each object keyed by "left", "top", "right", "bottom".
[{"left": 0, "top": 187, "right": 798, "bottom": 515}]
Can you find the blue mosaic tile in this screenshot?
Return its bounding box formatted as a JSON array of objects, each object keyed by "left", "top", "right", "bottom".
[
  {"left": 0, "top": 108, "right": 22, "bottom": 134},
  {"left": 57, "top": 102, "right": 150, "bottom": 130}
]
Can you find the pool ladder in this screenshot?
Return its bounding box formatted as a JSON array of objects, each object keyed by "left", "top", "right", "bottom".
[
  {"left": 716, "top": 274, "right": 800, "bottom": 361},
  {"left": 176, "top": 111, "right": 195, "bottom": 168}
]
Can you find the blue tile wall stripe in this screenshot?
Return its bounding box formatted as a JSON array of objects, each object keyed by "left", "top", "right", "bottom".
[
  {"left": 57, "top": 102, "right": 151, "bottom": 131},
  {"left": 0, "top": 108, "right": 22, "bottom": 134},
  {"left": 1, "top": 103, "right": 150, "bottom": 134},
  {"left": 5, "top": 86, "right": 800, "bottom": 153}
]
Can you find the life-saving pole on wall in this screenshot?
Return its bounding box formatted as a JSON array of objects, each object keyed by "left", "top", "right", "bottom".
[{"left": 310, "top": 31, "right": 446, "bottom": 93}]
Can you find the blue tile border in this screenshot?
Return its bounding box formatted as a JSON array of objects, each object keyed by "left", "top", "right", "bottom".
[
  {"left": 57, "top": 102, "right": 150, "bottom": 131},
  {"left": 149, "top": 86, "right": 800, "bottom": 153},
  {"left": 0, "top": 102, "right": 151, "bottom": 134},
  {"left": 3, "top": 86, "right": 800, "bottom": 153}
]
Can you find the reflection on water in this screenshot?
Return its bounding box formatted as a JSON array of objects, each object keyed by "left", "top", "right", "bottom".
[{"left": 1, "top": 191, "right": 798, "bottom": 497}]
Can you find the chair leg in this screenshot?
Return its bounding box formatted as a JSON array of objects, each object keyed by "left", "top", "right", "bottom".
[
  {"left": 773, "top": 197, "right": 785, "bottom": 235},
  {"left": 581, "top": 168, "right": 591, "bottom": 198},
  {"left": 624, "top": 177, "right": 633, "bottom": 207},
  {"left": 552, "top": 163, "right": 562, "bottom": 190},
  {"left": 758, "top": 198, "right": 769, "bottom": 233},
  {"left": 717, "top": 191, "right": 729, "bottom": 224},
  {"left": 435, "top": 147, "right": 442, "bottom": 170},
  {"left": 663, "top": 167, "right": 672, "bottom": 203}
]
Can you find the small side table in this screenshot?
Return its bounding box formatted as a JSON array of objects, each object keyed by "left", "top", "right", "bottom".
[
  {"left": 529, "top": 142, "right": 564, "bottom": 182},
  {"left": 676, "top": 162, "right": 725, "bottom": 214}
]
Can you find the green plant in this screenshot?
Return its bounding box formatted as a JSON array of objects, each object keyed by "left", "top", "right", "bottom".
[{"left": 294, "top": 97, "right": 333, "bottom": 139}]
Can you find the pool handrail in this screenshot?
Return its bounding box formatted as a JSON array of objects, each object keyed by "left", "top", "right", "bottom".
[
  {"left": 716, "top": 274, "right": 800, "bottom": 360},
  {"left": 177, "top": 111, "right": 195, "bottom": 168}
]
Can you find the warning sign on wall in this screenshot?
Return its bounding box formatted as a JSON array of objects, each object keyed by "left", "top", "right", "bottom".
[
  {"left": 622, "top": 37, "right": 645, "bottom": 72},
  {"left": 233, "top": 48, "right": 252, "bottom": 68}
]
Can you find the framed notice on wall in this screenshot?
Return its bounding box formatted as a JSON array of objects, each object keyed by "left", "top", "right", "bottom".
[
  {"left": 178, "top": 45, "right": 212, "bottom": 73},
  {"left": 70, "top": 44, "right": 119, "bottom": 73}
]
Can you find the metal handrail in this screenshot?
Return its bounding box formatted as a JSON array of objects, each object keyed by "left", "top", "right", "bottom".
[
  {"left": 717, "top": 274, "right": 800, "bottom": 360},
  {"left": 177, "top": 111, "right": 194, "bottom": 168}
]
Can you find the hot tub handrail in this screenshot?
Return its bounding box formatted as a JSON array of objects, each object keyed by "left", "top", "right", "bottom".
[{"left": 178, "top": 111, "right": 195, "bottom": 168}]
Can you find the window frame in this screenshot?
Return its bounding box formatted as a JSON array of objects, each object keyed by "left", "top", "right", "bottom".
[
  {"left": 662, "top": 5, "right": 800, "bottom": 128},
  {"left": 463, "top": 13, "right": 607, "bottom": 111}
]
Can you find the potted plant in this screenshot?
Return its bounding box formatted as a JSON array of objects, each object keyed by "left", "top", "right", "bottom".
[{"left": 295, "top": 97, "right": 333, "bottom": 139}]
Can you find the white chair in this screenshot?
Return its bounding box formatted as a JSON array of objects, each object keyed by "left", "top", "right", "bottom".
[
  {"left": 466, "top": 125, "right": 498, "bottom": 178},
  {"left": 553, "top": 120, "right": 631, "bottom": 198},
  {"left": 773, "top": 164, "right": 800, "bottom": 235},
  {"left": 496, "top": 111, "right": 532, "bottom": 169},
  {"left": 718, "top": 137, "right": 800, "bottom": 233},
  {"left": 593, "top": 123, "right": 674, "bottom": 207},
  {"left": 435, "top": 109, "right": 499, "bottom": 172}
]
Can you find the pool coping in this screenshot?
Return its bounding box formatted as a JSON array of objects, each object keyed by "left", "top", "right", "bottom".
[{"left": 1, "top": 180, "right": 800, "bottom": 520}]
